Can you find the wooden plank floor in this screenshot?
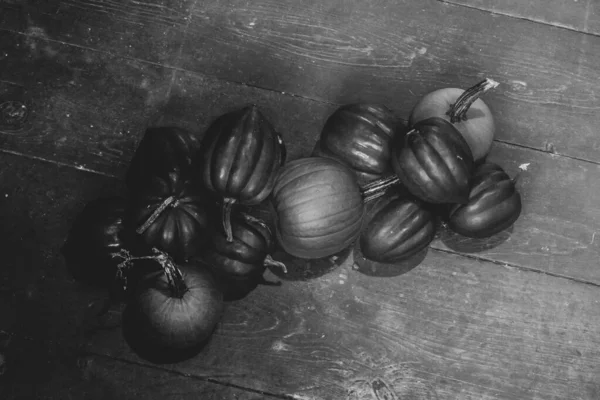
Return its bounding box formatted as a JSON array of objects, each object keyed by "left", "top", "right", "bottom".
[{"left": 1, "top": 1, "right": 599, "bottom": 399}]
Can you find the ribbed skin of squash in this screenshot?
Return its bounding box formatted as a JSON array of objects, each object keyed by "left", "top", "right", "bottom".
[{"left": 272, "top": 157, "right": 364, "bottom": 259}]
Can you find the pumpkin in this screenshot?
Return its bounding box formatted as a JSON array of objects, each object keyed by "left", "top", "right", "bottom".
[
  {"left": 448, "top": 162, "right": 522, "bottom": 238},
  {"left": 409, "top": 78, "right": 499, "bottom": 161},
  {"left": 272, "top": 157, "right": 364, "bottom": 259},
  {"left": 126, "top": 126, "right": 200, "bottom": 193},
  {"left": 122, "top": 249, "right": 223, "bottom": 363},
  {"left": 360, "top": 188, "right": 437, "bottom": 263},
  {"left": 202, "top": 212, "right": 286, "bottom": 300},
  {"left": 391, "top": 117, "right": 474, "bottom": 204},
  {"left": 198, "top": 105, "right": 286, "bottom": 242},
  {"left": 312, "top": 103, "right": 405, "bottom": 186},
  {"left": 127, "top": 172, "right": 213, "bottom": 263},
  {"left": 61, "top": 197, "right": 147, "bottom": 290}
]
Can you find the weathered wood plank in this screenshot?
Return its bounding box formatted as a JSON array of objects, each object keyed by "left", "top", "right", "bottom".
[
  {"left": 0, "top": 152, "right": 123, "bottom": 288},
  {"left": 445, "top": 0, "right": 600, "bottom": 35},
  {"left": 85, "top": 251, "right": 600, "bottom": 400},
  {"left": 0, "top": 0, "right": 193, "bottom": 66},
  {"left": 4, "top": 1, "right": 600, "bottom": 164},
  {"left": 0, "top": 30, "right": 172, "bottom": 177},
  {"left": 175, "top": 0, "right": 600, "bottom": 163}
]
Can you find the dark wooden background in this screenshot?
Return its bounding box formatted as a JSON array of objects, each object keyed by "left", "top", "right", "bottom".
[{"left": 1, "top": 1, "right": 599, "bottom": 399}]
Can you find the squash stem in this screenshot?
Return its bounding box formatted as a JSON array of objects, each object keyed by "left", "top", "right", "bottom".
[
  {"left": 222, "top": 198, "right": 236, "bottom": 242},
  {"left": 263, "top": 254, "right": 288, "bottom": 274},
  {"left": 361, "top": 174, "right": 401, "bottom": 203},
  {"left": 136, "top": 196, "right": 180, "bottom": 234},
  {"left": 447, "top": 78, "right": 499, "bottom": 123},
  {"left": 152, "top": 248, "right": 188, "bottom": 299}
]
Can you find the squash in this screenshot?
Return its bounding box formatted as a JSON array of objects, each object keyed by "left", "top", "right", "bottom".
[
  {"left": 127, "top": 172, "right": 213, "bottom": 262},
  {"left": 121, "top": 249, "right": 223, "bottom": 363},
  {"left": 126, "top": 126, "right": 200, "bottom": 193},
  {"left": 312, "top": 103, "right": 405, "bottom": 186},
  {"left": 271, "top": 157, "right": 363, "bottom": 259},
  {"left": 360, "top": 188, "right": 436, "bottom": 263},
  {"left": 199, "top": 105, "right": 286, "bottom": 242},
  {"left": 202, "top": 212, "right": 286, "bottom": 300},
  {"left": 391, "top": 117, "right": 474, "bottom": 204},
  {"left": 61, "top": 196, "right": 148, "bottom": 290},
  {"left": 448, "top": 162, "right": 522, "bottom": 238}
]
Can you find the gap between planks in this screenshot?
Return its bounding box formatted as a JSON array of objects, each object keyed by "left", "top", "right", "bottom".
[{"left": 437, "top": 0, "right": 600, "bottom": 38}]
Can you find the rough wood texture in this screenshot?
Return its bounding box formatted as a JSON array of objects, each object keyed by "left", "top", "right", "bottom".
[
  {"left": 86, "top": 251, "right": 600, "bottom": 400},
  {"left": 446, "top": 0, "right": 599, "bottom": 34},
  {"left": 1, "top": 1, "right": 600, "bottom": 399},
  {"left": 0, "top": 30, "right": 172, "bottom": 177},
  {"left": 3, "top": 0, "right": 600, "bottom": 163}
]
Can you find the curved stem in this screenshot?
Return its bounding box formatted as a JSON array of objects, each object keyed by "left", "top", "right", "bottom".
[
  {"left": 361, "top": 174, "right": 401, "bottom": 203},
  {"left": 136, "top": 196, "right": 179, "bottom": 234},
  {"left": 447, "top": 78, "right": 499, "bottom": 123},
  {"left": 152, "top": 248, "right": 188, "bottom": 299},
  {"left": 222, "top": 198, "right": 236, "bottom": 242},
  {"left": 263, "top": 254, "right": 287, "bottom": 274}
]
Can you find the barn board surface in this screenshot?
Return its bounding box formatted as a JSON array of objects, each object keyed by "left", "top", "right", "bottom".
[{"left": 1, "top": 1, "right": 599, "bottom": 399}]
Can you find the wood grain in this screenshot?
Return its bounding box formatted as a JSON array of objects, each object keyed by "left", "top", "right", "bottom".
[
  {"left": 3, "top": 1, "right": 600, "bottom": 164},
  {"left": 0, "top": 30, "right": 172, "bottom": 177},
  {"left": 445, "top": 0, "right": 600, "bottom": 35},
  {"left": 177, "top": 0, "right": 600, "bottom": 163},
  {"left": 85, "top": 250, "right": 600, "bottom": 400},
  {"left": 0, "top": 0, "right": 193, "bottom": 66}
]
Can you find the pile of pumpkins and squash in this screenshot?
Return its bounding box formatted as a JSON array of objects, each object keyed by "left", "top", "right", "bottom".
[{"left": 61, "top": 78, "right": 522, "bottom": 363}]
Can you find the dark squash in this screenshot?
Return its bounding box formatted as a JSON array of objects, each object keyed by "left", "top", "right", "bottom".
[
  {"left": 448, "top": 162, "right": 522, "bottom": 238},
  {"left": 312, "top": 103, "right": 405, "bottom": 186},
  {"left": 272, "top": 157, "right": 364, "bottom": 259},
  {"left": 391, "top": 117, "right": 474, "bottom": 204},
  {"left": 126, "top": 126, "right": 200, "bottom": 193},
  {"left": 127, "top": 172, "right": 213, "bottom": 263},
  {"left": 199, "top": 105, "right": 286, "bottom": 242},
  {"left": 360, "top": 189, "right": 437, "bottom": 263},
  {"left": 202, "top": 212, "right": 286, "bottom": 300},
  {"left": 61, "top": 197, "right": 145, "bottom": 289}
]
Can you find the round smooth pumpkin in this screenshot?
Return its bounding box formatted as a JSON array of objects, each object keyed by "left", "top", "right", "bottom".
[
  {"left": 313, "top": 103, "right": 404, "bottom": 186},
  {"left": 123, "top": 254, "right": 223, "bottom": 363},
  {"left": 391, "top": 117, "right": 474, "bottom": 204},
  {"left": 360, "top": 189, "right": 436, "bottom": 263},
  {"left": 272, "top": 157, "right": 364, "bottom": 259},
  {"left": 409, "top": 79, "right": 499, "bottom": 161},
  {"left": 448, "top": 162, "right": 521, "bottom": 238}
]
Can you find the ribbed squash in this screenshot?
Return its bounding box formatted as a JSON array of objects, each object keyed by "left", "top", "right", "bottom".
[
  {"left": 448, "top": 162, "right": 521, "bottom": 238},
  {"left": 199, "top": 105, "right": 286, "bottom": 242},
  {"left": 391, "top": 117, "right": 474, "bottom": 204}
]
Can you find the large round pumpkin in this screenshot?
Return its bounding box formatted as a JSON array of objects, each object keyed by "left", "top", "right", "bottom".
[
  {"left": 271, "top": 157, "right": 364, "bottom": 259},
  {"left": 312, "top": 103, "right": 404, "bottom": 186}
]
